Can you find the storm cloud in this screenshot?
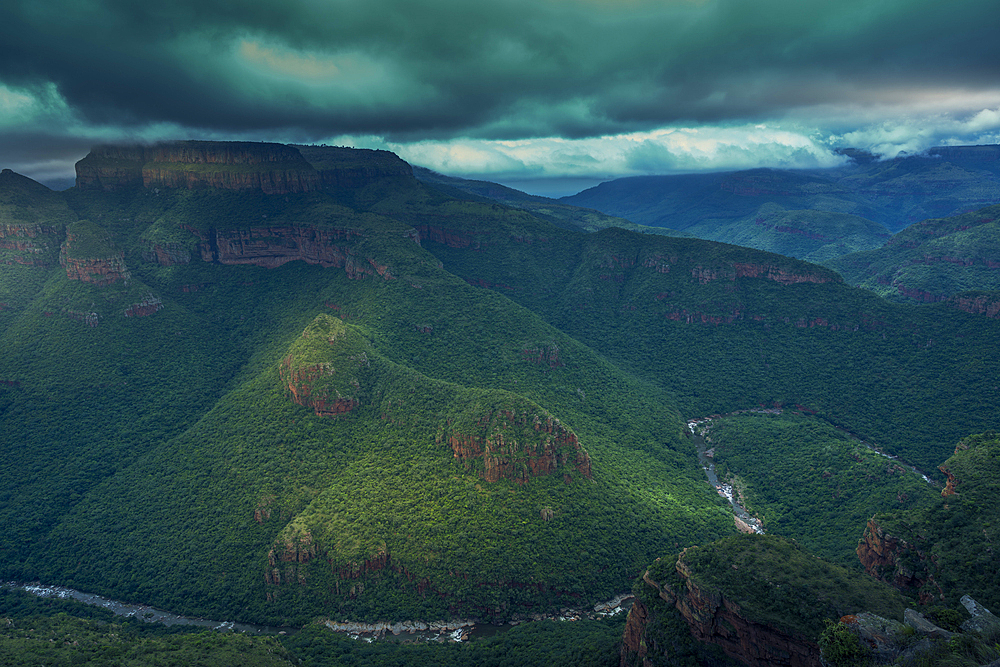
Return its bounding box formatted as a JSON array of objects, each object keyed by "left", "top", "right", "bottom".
[{"left": 2, "top": 0, "right": 1000, "bottom": 191}]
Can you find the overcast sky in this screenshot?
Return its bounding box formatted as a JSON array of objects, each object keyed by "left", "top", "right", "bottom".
[{"left": 3, "top": 0, "right": 1000, "bottom": 195}]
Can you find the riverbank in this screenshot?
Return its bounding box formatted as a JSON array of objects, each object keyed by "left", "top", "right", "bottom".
[{"left": 5, "top": 581, "right": 633, "bottom": 643}]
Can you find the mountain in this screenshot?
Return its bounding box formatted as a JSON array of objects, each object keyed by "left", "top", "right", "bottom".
[
  {"left": 559, "top": 145, "right": 1000, "bottom": 260},
  {"left": 2, "top": 140, "right": 1000, "bottom": 639},
  {"left": 825, "top": 203, "right": 1000, "bottom": 304},
  {"left": 412, "top": 166, "right": 685, "bottom": 236},
  {"left": 0, "top": 141, "right": 733, "bottom": 626},
  {"left": 621, "top": 534, "right": 910, "bottom": 667}
]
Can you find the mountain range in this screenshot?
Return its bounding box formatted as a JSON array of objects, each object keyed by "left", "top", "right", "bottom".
[{"left": 1, "top": 140, "right": 998, "bottom": 665}]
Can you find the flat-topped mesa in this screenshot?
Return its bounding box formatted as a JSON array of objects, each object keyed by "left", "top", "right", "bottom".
[
  {"left": 295, "top": 145, "right": 415, "bottom": 188},
  {"left": 75, "top": 141, "right": 322, "bottom": 193}
]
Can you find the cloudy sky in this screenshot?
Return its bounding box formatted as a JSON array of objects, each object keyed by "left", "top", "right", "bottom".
[{"left": 2, "top": 0, "right": 1000, "bottom": 195}]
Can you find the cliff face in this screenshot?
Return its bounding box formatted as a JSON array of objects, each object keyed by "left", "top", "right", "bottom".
[
  {"left": 0, "top": 222, "right": 62, "bottom": 267},
  {"left": 443, "top": 409, "right": 592, "bottom": 484},
  {"left": 278, "top": 314, "right": 370, "bottom": 418},
  {"left": 191, "top": 225, "right": 405, "bottom": 279},
  {"left": 279, "top": 355, "right": 361, "bottom": 417},
  {"left": 75, "top": 141, "right": 322, "bottom": 193},
  {"left": 948, "top": 293, "right": 1000, "bottom": 318},
  {"left": 59, "top": 224, "right": 131, "bottom": 287},
  {"left": 856, "top": 518, "right": 943, "bottom": 603}
]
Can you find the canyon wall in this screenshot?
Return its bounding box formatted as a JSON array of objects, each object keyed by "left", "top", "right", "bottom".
[{"left": 75, "top": 141, "right": 322, "bottom": 193}]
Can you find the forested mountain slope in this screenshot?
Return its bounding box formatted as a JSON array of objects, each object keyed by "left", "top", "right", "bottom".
[
  {"left": 1, "top": 141, "right": 998, "bottom": 632},
  {"left": 0, "top": 142, "right": 733, "bottom": 625},
  {"left": 559, "top": 145, "right": 1000, "bottom": 261}
]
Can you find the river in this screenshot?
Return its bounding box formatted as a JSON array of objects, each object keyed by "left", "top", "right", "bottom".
[{"left": 5, "top": 581, "right": 633, "bottom": 643}]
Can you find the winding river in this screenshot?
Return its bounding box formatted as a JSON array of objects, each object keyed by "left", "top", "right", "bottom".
[{"left": 5, "top": 581, "right": 632, "bottom": 643}]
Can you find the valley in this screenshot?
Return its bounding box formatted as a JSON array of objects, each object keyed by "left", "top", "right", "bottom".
[{"left": 1, "top": 140, "right": 998, "bottom": 666}]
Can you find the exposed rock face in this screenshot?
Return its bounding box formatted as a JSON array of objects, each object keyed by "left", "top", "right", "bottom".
[
  {"left": 192, "top": 225, "right": 402, "bottom": 279},
  {"left": 0, "top": 223, "right": 62, "bottom": 267},
  {"left": 692, "top": 262, "right": 836, "bottom": 286},
  {"left": 296, "top": 145, "right": 415, "bottom": 188},
  {"left": 623, "top": 552, "right": 822, "bottom": 667},
  {"left": 59, "top": 226, "right": 131, "bottom": 287},
  {"left": 949, "top": 293, "right": 1000, "bottom": 318},
  {"left": 75, "top": 141, "right": 322, "bottom": 193},
  {"left": 142, "top": 242, "right": 191, "bottom": 266},
  {"left": 444, "top": 409, "right": 592, "bottom": 484},
  {"left": 279, "top": 354, "right": 361, "bottom": 417},
  {"left": 278, "top": 314, "right": 369, "bottom": 418},
  {"left": 856, "top": 518, "right": 943, "bottom": 603},
  {"left": 123, "top": 295, "right": 164, "bottom": 318}
]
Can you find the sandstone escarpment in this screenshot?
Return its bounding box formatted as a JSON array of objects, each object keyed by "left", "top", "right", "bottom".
[
  {"left": 192, "top": 225, "right": 400, "bottom": 279},
  {"left": 443, "top": 409, "right": 591, "bottom": 484},
  {"left": 948, "top": 292, "right": 1000, "bottom": 318},
  {"left": 692, "top": 262, "right": 837, "bottom": 286},
  {"left": 0, "top": 222, "right": 62, "bottom": 267},
  {"left": 856, "top": 518, "right": 943, "bottom": 603},
  {"left": 624, "top": 558, "right": 823, "bottom": 667},
  {"left": 59, "top": 222, "right": 131, "bottom": 286},
  {"left": 296, "top": 145, "right": 415, "bottom": 188},
  {"left": 141, "top": 242, "right": 191, "bottom": 266},
  {"left": 75, "top": 141, "right": 321, "bottom": 193}
]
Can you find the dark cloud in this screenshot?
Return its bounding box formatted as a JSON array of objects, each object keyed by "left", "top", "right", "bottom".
[{"left": 1, "top": 0, "right": 999, "bottom": 143}]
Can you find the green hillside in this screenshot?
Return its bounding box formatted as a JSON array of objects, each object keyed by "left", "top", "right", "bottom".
[
  {"left": 702, "top": 410, "right": 939, "bottom": 565},
  {"left": 0, "top": 161, "right": 733, "bottom": 625},
  {"left": 863, "top": 431, "right": 1000, "bottom": 611},
  {"left": 2, "top": 142, "right": 1000, "bottom": 635},
  {"left": 826, "top": 203, "right": 1000, "bottom": 302},
  {"left": 410, "top": 205, "right": 1000, "bottom": 474}
]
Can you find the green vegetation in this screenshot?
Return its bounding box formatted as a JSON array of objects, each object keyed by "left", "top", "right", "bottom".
[
  {"left": 2, "top": 143, "right": 1000, "bottom": 653},
  {"left": 868, "top": 432, "right": 1000, "bottom": 611},
  {"left": 827, "top": 203, "right": 1000, "bottom": 301},
  {"left": 703, "top": 410, "right": 939, "bottom": 564},
  {"left": 668, "top": 535, "right": 909, "bottom": 640}
]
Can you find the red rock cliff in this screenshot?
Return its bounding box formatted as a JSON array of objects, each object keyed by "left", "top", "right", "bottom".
[
  {"left": 623, "top": 552, "right": 822, "bottom": 667},
  {"left": 443, "top": 410, "right": 591, "bottom": 484},
  {"left": 856, "top": 518, "right": 943, "bottom": 603},
  {"left": 75, "top": 141, "right": 321, "bottom": 193},
  {"left": 59, "top": 226, "right": 131, "bottom": 287},
  {"left": 0, "top": 222, "right": 62, "bottom": 267},
  {"left": 191, "top": 225, "right": 403, "bottom": 279}
]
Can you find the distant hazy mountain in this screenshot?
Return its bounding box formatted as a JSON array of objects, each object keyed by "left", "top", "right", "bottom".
[
  {"left": 826, "top": 202, "right": 1000, "bottom": 303},
  {"left": 559, "top": 145, "right": 1000, "bottom": 261},
  {"left": 413, "top": 166, "right": 687, "bottom": 236}
]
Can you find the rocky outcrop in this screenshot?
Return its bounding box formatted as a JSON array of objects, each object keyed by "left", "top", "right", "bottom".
[
  {"left": 75, "top": 141, "right": 321, "bottom": 193},
  {"left": 0, "top": 223, "right": 62, "bottom": 267},
  {"left": 856, "top": 518, "right": 943, "bottom": 603},
  {"left": 279, "top": 355, "right": 361, "bottom": 417},
  {"left": 123, "top": 295, "right": 163, "bottom": 318},
  {"left": 624, "top": 553, "right": 822, "bottom": 667},
  {"left": 692, "top": 262, "right": 837, "bottom": 286},
  {"left": 278, "top": 315, "right": 370, "bottom": 418},
  {"left": 59, "top": 224, "right": 131, "bottom": 287},
  {"left": 192, "top": 225, "right": 402, "bottom": 279},
  {"left": 948, "top": 293, "right": 1000, "bottom": 318},
  {"left": 296, "top": 145, "right": 415, "bottom": 188},
  {"left": 142, "top": 242, "right": 191, "bottom": 266},
  {"left": 443, "top": 410, "right": 591, "bottom": 484}
]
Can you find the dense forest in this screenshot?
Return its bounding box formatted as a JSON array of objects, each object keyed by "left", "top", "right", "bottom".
[{"left": 1, "top": 142, "right": 998, "bottom": 665}]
